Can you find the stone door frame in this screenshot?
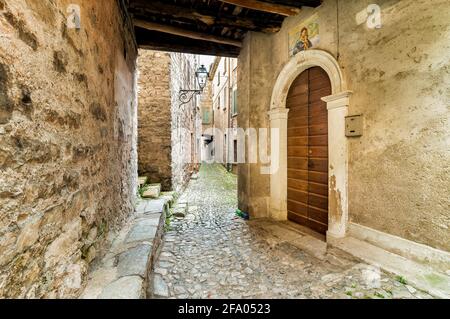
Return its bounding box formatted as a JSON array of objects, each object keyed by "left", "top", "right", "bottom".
[{"left": 268, "top": 49, "right": 352, "bottom": 241}]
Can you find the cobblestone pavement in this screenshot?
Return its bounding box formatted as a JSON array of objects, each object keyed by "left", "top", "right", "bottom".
[{"left": 153, "top": 164, "right": 433, "bottom": 299}]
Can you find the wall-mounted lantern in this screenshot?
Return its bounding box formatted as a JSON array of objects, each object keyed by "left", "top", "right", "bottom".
[{"left": 179, "top": 64, "right": 209, "bottom": 105}]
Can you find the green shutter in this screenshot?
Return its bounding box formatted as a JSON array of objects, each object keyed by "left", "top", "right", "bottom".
[
  {"left": 232, "top": 89, "right": 238, "bottom": 115},
  {"left": 202, "top": 108, "right": 211, "bottom": 124}
]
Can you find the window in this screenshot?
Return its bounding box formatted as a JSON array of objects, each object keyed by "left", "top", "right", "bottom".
[
  {"left": 202, "top": 108, "right": 211, "bottom": 124},
  {"left": 217, "top": 73, "right": 220, "bottom": 86},
  {"left": 233, "top": 139, "right": 238, "bottom": 163},
  {"left": 223, "top": 89, "right": 227, "bottom": 110},
  {"left": 217, "top": 96, "right": 220, "bottom": 109},
  {"left": 224, "top": 134, "right": 227, "bottom": 163},
  {"left": 231, "top": 89, "right": 238, "bottom": 115}
]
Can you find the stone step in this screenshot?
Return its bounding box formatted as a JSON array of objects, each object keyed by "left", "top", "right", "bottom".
[
  {"left": 80, "top": 195, "right": 172, "bottom": 299},
  {"left": 172, "top": 201, "right": 188, "bottom": 218},
  {"left": 330, "top": 236, "right": 450, "bottom": 299},
  {"left": 138, "top": 176, "right": 148, "bottom": 187},
  {"left": 142, "top": 183, "right": 161, "bottom": 199}
]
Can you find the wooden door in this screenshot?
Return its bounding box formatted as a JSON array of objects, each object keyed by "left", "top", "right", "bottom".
[{"left": 287, "top": 67, "right": 331, "bottom": 234}]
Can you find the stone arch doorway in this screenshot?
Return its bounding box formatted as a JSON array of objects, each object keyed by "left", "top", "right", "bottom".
[
  {"left": 286, "top": 66, "right": 331, "bottom": 235},
  {"left": 268, "top": 50, "right": 352, "bottom": 241}
]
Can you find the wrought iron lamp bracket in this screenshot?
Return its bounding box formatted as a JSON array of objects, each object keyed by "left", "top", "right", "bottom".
[{"left": 179, "top": 89, "right": 201, "bottom": 106}]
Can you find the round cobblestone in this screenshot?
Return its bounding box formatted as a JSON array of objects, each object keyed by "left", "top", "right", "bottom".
[{"left": 153, "top": 164, "right": 433, "bottom": 299}]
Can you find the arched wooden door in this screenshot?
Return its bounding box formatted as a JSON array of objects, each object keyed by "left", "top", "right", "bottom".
[{"left": 286, "top": 67, "right": 331, "bottom": 235}]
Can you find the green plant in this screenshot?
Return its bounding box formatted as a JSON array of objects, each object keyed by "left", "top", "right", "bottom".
[
  {"left": 345, "top": 291, "right": 353, "bottom": 297},
  {"left": 395, "top": 275, "right": 407, "bottom": 285},
  {"left": 164, "top": 209, "right": 173, "bottom": 232},
  {"left": 138, "top": 184, "right": 150, "bottom": 198},
  {"left": 374, "top": 292, "right": 385, "bottom": 299}
]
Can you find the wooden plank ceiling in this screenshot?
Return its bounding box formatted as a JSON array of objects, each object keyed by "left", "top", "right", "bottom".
[{"left": 126, "top": 0, "right": 322, "bottom": 57}]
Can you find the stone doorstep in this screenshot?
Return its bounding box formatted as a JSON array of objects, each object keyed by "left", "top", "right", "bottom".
[
  {"left": 80, "top": 197, "right": 170, "bottom": 299},
  {"left": 138, "top": 176, "right": 148, "bottom": 187},
  {"left": 329, "top": 236, "right": 450, "bottom": 299},
  {"left": 142, "top": 184, "right": 161, "bottom": 199}
]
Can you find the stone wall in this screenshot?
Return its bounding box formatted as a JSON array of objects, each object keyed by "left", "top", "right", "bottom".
[
  {"left": 0, "top": 0, "right": 138, "bottom": 298},
  {"left": 170, "top": 53, "right": 201, "bottom": 193},
  {"left": 137, "top": 50, "right": 172, "bottom": 190},
  {"left": 137, "top": 51, "right": 201, "bottom": 193},
  {"left": 237, "top": 33, "right": 273, "bottom": 218},
  {"left": 237, "top": 0, "right": 450, "bottom": 251}
]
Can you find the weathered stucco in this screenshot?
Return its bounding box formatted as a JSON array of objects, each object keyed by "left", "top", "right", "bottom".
[
  {"left": 237, "top": 33, "right": 274, "bottom": 218},
  {"left": 0, "top": 0, "right": 138, "bottom": 298},
  {"left": 237, "top": 0, "right": 450, "bottom": 251}
]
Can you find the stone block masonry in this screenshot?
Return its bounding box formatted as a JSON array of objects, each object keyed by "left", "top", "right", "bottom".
[
  {"left": 137, "top": 50, "right": 201, "bottom": 193},
  {"left": 80, "top": 195, "right": 173, "bottom": 299},
  {"left": 170, "top": 53, "right": 202, "bottom": 193},
  {"left": 0, "top": 0, "right": 138, "bottom": 298},
  {"left": 137, "top": 50, "right": 172, "bottom": 190}
]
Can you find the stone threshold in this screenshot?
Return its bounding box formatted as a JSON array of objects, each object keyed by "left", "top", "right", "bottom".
[
  {"left": 328, "top": 236, "right": 450, "bottom": 299},
  {"left": 80, "top": 193, "right": 175, "bottom": 299}
]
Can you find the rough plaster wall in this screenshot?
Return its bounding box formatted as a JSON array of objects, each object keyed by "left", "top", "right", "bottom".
[
  {"left": 238, "top": 0, "right": 450, "bottom": 250},
  {"left": 237, "top": 36, "right": 251, "bottom": 214},
  {"left": 339, "top": 0, "right": 450, "bottom": 251},
  {"left": 170, "top": 53, "right": 200, "bottom": 193},
  {"left": 137, "top": 50, "right": 172, "bottom": 190},
  {"left": 0, "top": 0, "right": 138, "bottom": 298},
  {"left": 237, "top": 33, "right": 276, "bottom": 218},
  {"left": 248, "top": 33, "right": 273, "bottom": 218}
]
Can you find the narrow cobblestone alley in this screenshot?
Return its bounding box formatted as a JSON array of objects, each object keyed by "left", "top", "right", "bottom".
[
  {"left": 1, "top": 0, "right": 448, "bottom": 304},
  {"left": 152, "top": 164, "right": 433, "bottom": 299}
]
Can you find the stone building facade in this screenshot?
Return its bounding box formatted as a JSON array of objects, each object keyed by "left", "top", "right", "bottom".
[
  {"left": 204, "top": 57, "right": 239, "bottom": 172},
  {"left": 137, "top": 50, "right": 201, "bottom": 193},
  {"left": 200, "top": 74, "right": 214, "bottom": 163},
  {"left": 237, "top": 0, "right": 450, "bottom": 275},
  {"left": 0, "top": 0, "right": 138, "bottom": 298}
]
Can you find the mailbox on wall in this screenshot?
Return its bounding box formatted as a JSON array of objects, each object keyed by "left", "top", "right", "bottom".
[{"left": 345, "top": 115, "right": 363, "bottom": 137}]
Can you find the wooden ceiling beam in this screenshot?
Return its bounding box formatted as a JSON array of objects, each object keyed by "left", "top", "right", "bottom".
[
  {"left": 128, "top": 0, "right": 282, "bottom": 33},
  {"left": 134, "top": 19, "right": 243, "bottom": 47},
  {"left": 135, "top": 28, "right": 240, "bottom": 58},
  {"left": 219, "top": 0, "right": 302, "bottom": 16}
]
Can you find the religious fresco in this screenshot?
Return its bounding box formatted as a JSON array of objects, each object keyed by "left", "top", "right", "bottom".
[{"left": 288, "top": 13, "right": 320, "bottom": 57}]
